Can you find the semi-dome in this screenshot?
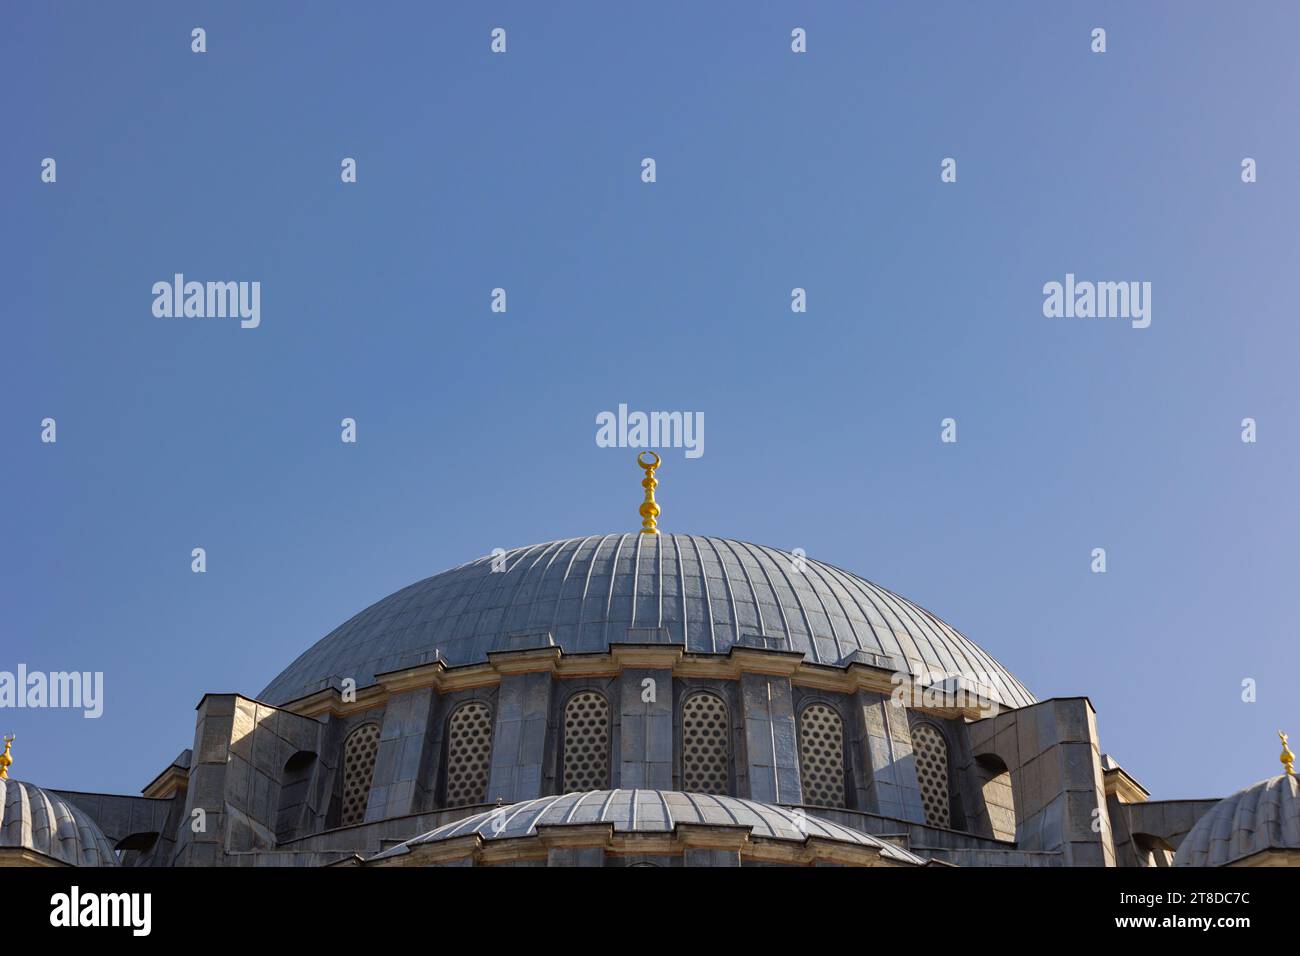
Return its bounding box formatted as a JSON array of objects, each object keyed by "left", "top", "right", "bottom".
[
  {"left": 260, "top": 534, "right": 1034, "bottom": 709},
  {"left": 1174, "top": 774, "right": 1300, "bottom": 867},
  {"left": 0, "top": 779, "right": 118, "bottom": 866},
  {"left": 367, "top": 789, "right": 927, "bottom": 866}
]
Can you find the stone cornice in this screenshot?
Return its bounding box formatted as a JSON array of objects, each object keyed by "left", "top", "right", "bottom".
[
  {"left": 1104, "top": 766, "right": 1151, "bottom": 804},
  {"left": 276, "top": 643, "right": 1005, "bottom": 721},
  {"left": 0, "top": 847, "right": 69, "bottom": 867},
  {"left": 142, "top": 766, "right": 190, "bottom": 799}
]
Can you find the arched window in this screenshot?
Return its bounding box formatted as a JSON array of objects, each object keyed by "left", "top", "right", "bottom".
[
  {"left": 114, "top": 831, "right": 159, "bottom": 866},
  {"left": 340, "top": 724, "right": 380, "bottom": 827},
  {"left": 562, "top": 691, "right": 610, "bottom": 792},
  {"left": 276, "top": 749, "right": 318, "bottom": 841},
  {"left": 1133, "top": 832, "right": 1175, "bottom": 868},
  {"left": 681, "top": 692, "right": 730, "bottom": 795},
  {"left": 975, "top": 753, "right": 1016, "bottom": 841},
  {"left": 444, "top": 701, "right": 494, "bottom": 807},
  {"left": 798, "top": 702, "right": 846, "bottom": 808},
  {"left": 911, "top": 722, "right": 951, "bottom": 829}
]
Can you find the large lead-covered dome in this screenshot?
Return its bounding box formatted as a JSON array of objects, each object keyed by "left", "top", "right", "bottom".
[{"left": 260, "top": 535, "right": 1034, "bottom": 709}]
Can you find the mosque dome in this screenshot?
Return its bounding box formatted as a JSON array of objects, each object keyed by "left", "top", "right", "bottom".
[
  {"left": 0, "top": 779, "right": 118, "bottom": 866},
  {"left": 1174, "top": 773, "right": 1300, "bottom": 867},
  {"left": 259, "top": 534, "right": 1035, "bottom": 709},
  {"left": 367, "top": 789, "right": 928, "bottom": 866}
]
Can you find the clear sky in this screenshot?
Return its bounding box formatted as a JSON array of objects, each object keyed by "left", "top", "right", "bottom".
[{"left": 3, "top": 2, "right": 1297, "bottom": 802}]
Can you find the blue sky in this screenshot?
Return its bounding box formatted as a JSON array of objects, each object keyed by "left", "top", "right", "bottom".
[{"left": 3, "top": 2, "right": 1297, "bottom": 801}]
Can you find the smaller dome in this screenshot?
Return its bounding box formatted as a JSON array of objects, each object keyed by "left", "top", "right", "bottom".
[
  {"left": 1174, "top": 774, "right": 1300, "bottom": 867},
  {"left": 369, "top": 789, "right": 926, "bottom": 865},
  {"left": 0, "top": 779, "right": 118, "bottom": 867}
]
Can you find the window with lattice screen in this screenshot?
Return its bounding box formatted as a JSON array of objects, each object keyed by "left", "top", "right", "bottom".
[
  {"left": 562, "top": 691, "right": 610, "bottom": 792},
  {"left": 681, "top": 692, "right": 729, "bottom": 795},
  {"left": 444, "top": 701, "right": 493, "bottom": 807},
  {"left": 911, "top": 722, "right": 952, "bottom": 828},
  {"left": 340, "top": 723, "right": 380, "bottom": 826},
  {"left": 798, "top": 702, "right": 846, "bottom": 808}
]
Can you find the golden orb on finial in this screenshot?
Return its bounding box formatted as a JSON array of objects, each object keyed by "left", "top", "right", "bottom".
[
  {"left": 0, "top": 735, "right": 14, "bottom": 781},
  {"left": 637, "top": 451, "right": 661, "bottom": 535},
  {"left": 1280, "top": 730, "right": 1295, "bottom": 777}
]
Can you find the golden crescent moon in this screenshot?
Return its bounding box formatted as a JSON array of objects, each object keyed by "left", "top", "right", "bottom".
[{"left": 637, "top": 450, "right": 661, "bottom": 469}]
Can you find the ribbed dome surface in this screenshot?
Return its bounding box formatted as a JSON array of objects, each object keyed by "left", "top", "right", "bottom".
[
  {"left": 1174, "top": 774, "right": 1300, "bottom": 867},
  {"left": 260, "top": 534, "right": 1034, "bottom": 709},
  {"left": 0, "top": 779, "right": 118, "bottom": 866},
  {"left": 369, "top": 789, "right": 927, "bottom": 865}
]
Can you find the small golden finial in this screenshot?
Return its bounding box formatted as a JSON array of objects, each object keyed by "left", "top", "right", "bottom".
[
  {"left": 0, "top": 735, "right": 13, "bottom": 781},
  {"left": 637, "top": 451, "right": 661, "bottom": 535},
  {"left": 1280, "top": 730, "right": 1295, "bottom": 777}
]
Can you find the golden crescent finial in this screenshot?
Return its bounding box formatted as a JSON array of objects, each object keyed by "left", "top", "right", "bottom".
[
  {"left": 0, "top": 734, "right": 13, "bottom": 781},
  {"left": 1280, "top": 730, "right": 1294, "bottom": 777},
  {"left": 637, "top": 452, "right": 661, "bottom": 535}
]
